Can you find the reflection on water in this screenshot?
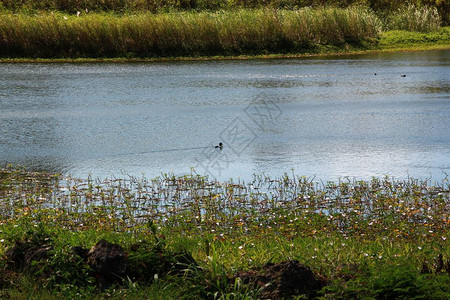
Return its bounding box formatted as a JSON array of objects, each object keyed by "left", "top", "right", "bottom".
[{"left": 0, "top": 50, "right": 449, "bottom": 181}]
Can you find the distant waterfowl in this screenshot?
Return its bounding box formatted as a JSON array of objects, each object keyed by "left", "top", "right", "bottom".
[
  {"left": 215, "top": 142, "right": 223, "bottom": 149},
  {"left": 401, "top": 74, "right": 406, "bottom": 77},
  {"left": 373, "top": 73, "right": 377, "bottom": 75}
]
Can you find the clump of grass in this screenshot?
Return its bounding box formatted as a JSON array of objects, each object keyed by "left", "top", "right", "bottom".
[
  {"left": 386, "top": 4, "right": 441, "bottom": 32},
  {"left": 0, "top": 8, "right": 382, "bottom": 58}
]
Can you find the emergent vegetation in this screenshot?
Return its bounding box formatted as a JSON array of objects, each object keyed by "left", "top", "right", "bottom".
[
  {"left": 0, "top": 4, "right": 447, "bottom": 59},
  {"left": 0, "top": 7, "right": 383, "bottom": 58}
]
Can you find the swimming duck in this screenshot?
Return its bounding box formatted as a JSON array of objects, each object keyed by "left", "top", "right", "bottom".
[{"left": 215, "top": 142, "right": 223, "bottom": 149}]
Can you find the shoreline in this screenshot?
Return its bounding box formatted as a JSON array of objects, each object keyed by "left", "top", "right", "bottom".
[{"left": 1, "top": 37, "right": 449, "bottom": 64}]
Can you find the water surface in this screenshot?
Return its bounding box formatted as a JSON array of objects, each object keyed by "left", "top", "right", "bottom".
[{"left": 1, "top": 50, "right": 449, "bottom": 182}]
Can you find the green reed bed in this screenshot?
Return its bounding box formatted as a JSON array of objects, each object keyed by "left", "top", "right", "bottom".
[
  {"left": 0, "top": 7, "right": 382, "bottom": 58},
  {"left": 386, "top": 4, "right": 442, "bottom": 32},
  {"left": 1, "top": 167, "right": 449, "bottom": 299}
]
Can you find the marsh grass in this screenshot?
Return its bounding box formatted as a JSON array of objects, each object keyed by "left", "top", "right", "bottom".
[
  {"left": 1, "top": 167, "right": 448, "bottom": 239},
  {"left": 0, "top": 8, "right": 382, "bottom": 58},
  {"left": 0, "top": 4, "right": 446, "bottom": 60},
  {"left": 385, "top": 4, "right": 441, "bottom": 32}
]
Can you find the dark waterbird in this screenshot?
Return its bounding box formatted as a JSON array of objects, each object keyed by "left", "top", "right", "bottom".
[{"left": 215, "top": 142, "right": 223, "bottom": 149}]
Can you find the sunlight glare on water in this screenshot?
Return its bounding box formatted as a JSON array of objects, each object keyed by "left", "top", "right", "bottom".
[{"left": 0, "top": 50, "right": 449, "bottom": 182}]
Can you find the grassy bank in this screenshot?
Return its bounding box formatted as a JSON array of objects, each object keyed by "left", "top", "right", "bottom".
[
  {"left": 0, "top": 7, "right": 385, "bottom": 59},
  {"left": 0, "top": 31, "right": 449, "bottom": 64},
  {"left": 380, "top": 27, "right": 450, "bottom": 48},
  {"left": 1, "top": 30, "right": 449, "bottom": 64},
  {"left": 0, "top": 167, "right": 449, "bottom": 299},
  {"left": 0, "top": 5, "right": 445, "bottom": 60}
]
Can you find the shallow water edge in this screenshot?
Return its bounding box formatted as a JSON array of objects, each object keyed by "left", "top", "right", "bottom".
[{"left": 1, "top": 42, "right": 449, "bottom": 64}]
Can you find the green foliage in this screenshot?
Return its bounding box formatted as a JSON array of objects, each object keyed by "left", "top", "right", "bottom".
[
  {"left": 127, "top": 240, "right": 168, "bottom": 281},
  {"left": 0, "top": 223, "right": 199, "bottom": 298},
  {"left": 0, "top": 222, "right": 94, "bottom": 290},
  {"left": 373, "top": 265, "right": 444, "bottom": 299},
  {"left": 178, "top": 243, "right": 262, "bottom": 300},
  {"left": 322, "top": 263, "right": 450, "bottom": 299},
  {"left": 380, "top": 27, "right": 450, "bottom": 47}
]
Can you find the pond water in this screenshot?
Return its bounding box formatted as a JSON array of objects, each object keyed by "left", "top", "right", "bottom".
[{"left": 1, "top": 50, "right": 449, "bottom": 182}]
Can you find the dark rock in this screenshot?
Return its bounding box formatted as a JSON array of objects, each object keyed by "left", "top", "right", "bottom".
[
  {"left": 87, "top": 239, "right": 127, "bottom": 289},
  {"left": 237, "top": 260, "right": 324, "bottom": 299},
  {"left": 4, "top": 241, "right": 27, "bottom": 269},
  {"left": 237, "top": 270, "right": 268, "bottom": 288},
  {"left": 5, "top": 240, "right": 51, "bottom": 270},
  {"left": 24, "top": 245, "right": 51, "bottom": 267}
]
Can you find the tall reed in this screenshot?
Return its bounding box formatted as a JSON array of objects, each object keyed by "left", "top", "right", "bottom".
[
  {"left": 386, "top": 4, "right": 441, "bottom": 32},
  {"left": 0, "top": 1, "right": 446, "bottom": 15},
  {"left": 1, "top": 1, "right": 447, "bottom": 25},
  {"left": 0, "top": 7, "right": 382, "bottom": 58}
]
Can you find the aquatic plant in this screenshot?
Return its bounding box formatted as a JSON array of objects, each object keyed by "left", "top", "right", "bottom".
[{"left": 1, "top": 166, "right": 448, "bottom": 240}]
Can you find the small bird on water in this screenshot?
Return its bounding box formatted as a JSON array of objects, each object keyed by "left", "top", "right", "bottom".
[{"left": 215, "top": 142, "right": 223, "bottom": 149}]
